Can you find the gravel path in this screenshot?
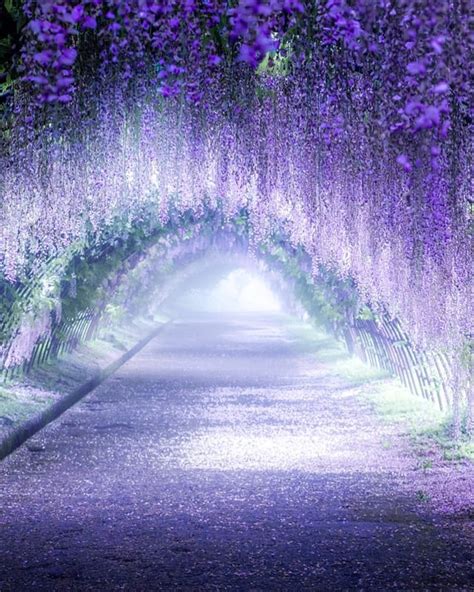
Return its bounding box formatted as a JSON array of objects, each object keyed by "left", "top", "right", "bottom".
[{"left": 0, "top": 313, "right": 472, "bottom": 591}]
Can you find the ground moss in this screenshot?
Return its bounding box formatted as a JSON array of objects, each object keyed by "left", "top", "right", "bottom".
[
  {"left": 285, "top": 316, "right": 473, "bottom": 462},
  {"left": 0, "top": 312, "right": 170, "bottom": 438}
]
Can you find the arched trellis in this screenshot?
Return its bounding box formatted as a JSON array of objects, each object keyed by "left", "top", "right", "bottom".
[
  {"left": 0, "top": 215, "right": 248, "bottom": 378},
  {"left": 0, "top": 215, "right": 467, "bottom": 415},
  {"left": 260, "top": 240, "right": 462, "bottom": 413}
]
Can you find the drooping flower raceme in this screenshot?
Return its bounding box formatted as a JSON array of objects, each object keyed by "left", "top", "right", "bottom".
[{"left": 0, "top": 0, "right": 472, "bottom": 362}]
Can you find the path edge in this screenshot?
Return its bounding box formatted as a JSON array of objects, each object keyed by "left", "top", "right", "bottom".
[{"left": 0, "top": 321, "right": 171, "bottom": 461}]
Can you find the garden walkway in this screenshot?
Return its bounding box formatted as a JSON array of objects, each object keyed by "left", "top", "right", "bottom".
[{"left": 0, "top": 313, "right": 472, "bottom": 591}]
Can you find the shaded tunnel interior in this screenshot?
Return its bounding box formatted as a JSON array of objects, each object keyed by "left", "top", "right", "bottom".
[{"left": 0, "top": 210, "right": 466, "bottom": 415}]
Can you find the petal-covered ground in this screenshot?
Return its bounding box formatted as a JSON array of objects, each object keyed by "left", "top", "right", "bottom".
[{"left": 0, "top": 313, "right": 472, "bottom": 591}]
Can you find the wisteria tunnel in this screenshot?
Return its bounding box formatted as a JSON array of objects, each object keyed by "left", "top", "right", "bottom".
[{"left": 0, "top": 1, "right": 473, "bottom": 590}]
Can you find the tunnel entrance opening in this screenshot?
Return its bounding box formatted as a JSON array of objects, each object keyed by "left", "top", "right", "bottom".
[{"left": 168, "top": 267, "right": 282, "bottom": 316}]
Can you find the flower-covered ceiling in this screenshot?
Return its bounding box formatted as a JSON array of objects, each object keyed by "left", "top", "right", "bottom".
[{"left": 0, "top": 0, "right": 472, "bottom": 354}]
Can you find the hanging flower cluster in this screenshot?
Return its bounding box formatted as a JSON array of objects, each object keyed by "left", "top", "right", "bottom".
[
  {"left": 20, "top": 0, "right": 304, "bottom": 103},
  {"left": 0, "top": 0, "right": 472, "bottom": 360},
  {"left": 2, "top": 309, "right": 52, "bottom": 368}
]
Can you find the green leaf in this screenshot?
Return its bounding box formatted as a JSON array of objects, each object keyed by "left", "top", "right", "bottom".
[{"left": 5, "top": 0, "right": 21, "bottom": 20}]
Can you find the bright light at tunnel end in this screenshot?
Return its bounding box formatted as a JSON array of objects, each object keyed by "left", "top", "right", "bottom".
[{"left": 208, "top": 269, "right": 282, "bottom": 313}]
